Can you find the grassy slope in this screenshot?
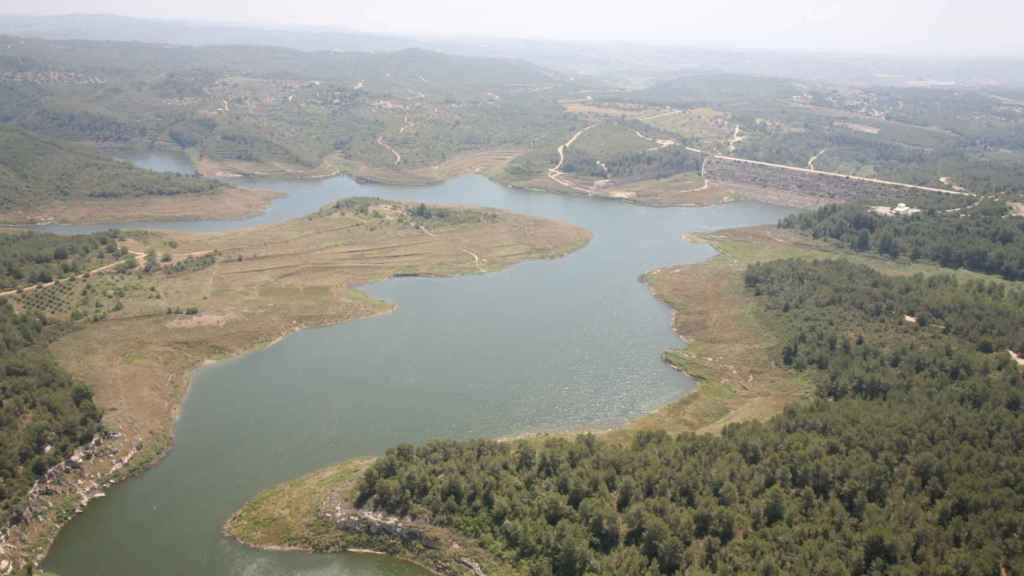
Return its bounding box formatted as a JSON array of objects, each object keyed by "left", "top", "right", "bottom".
[{"left": 226, "top": 224, "right": 1009, "bottom": 574}]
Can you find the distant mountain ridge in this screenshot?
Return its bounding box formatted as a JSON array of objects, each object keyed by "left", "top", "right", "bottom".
[{"left": 3, "top": 14, "right": 1024, "bottom": 88}]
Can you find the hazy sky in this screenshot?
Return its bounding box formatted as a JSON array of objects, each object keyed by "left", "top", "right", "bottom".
[{"left": 2, "top": 0, "right": 1022, "bottom": 56}]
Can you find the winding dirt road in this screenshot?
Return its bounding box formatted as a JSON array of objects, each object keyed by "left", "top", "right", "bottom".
[
  {"left": 376, "top": 136, "right": 402, "bottom": 166},
  {"left": 633, "top": 130, "right": 677, "bottom": 152},
  {"left": 548, "top": 125, "right": 598, "bottom": 194},
  {"left": 418, "top": 224, "right": 486, "bottom": 272}
]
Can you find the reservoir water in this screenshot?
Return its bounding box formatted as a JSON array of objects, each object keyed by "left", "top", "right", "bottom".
[{"left": 42, "top": 152, "right": 794, "bottom": 575}]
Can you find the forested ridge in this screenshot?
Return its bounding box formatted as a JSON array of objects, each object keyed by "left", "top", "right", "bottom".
[
  {"left": 0, "top": 125, "right": 222, "bottom": 212},
  {"left": 780, "top": 201, "right": 1024, "bottom": 280},
  {"left": 352, "top": 259, "right": 1023, "bottom": 576},
  {"left": 0, "top": 300, "right": 101, "bottom": 526}
]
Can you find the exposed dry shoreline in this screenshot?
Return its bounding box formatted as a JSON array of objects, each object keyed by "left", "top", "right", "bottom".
[
  {"left": 195, "top": 148, "right": 828, "bottom": 210},
  {"left": 4, "top": 152, "right": 823, "bottom": 571},
  {"left": 0, "top": 187, "right": 283, "bottom": 226},
  {"left": 196, "top": 149, "right": 525, "bottom": 187}
]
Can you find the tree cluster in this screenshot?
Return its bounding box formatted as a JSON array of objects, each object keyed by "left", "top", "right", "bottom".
[
  {"left": 0, "top": 300, "right": 101, "bottom": 526},
  {"left": 780, "top": 202, "right": 1024, "bottom": 280}
]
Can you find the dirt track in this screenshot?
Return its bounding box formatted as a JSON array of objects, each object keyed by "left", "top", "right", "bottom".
[
  {"left": 376, "top": 136, "right": 402, "bottom": 166},
  {"left": 548, "top": 125, "right": 597, "bottom": 194},
  {"left": 713, "top": 154, "right": 974, "bottom": 196},
  {"left": 0, "top": 249, "right": 146, "bottom": 298}
]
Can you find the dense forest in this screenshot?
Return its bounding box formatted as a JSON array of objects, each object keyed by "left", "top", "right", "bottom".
[
  {"left": 0, "top": 125, "right": 222, "bottom": 212},
  {"left": 353, "top": 259, "right": 1023, "bottom": 576},
  {"left": 0, "top": 300, "right": 101, "bottom": 526},
  {"left": 0, "top": 230, "right": 123, "bottom": 291},
  {"left": 780, "top": 201, "right": 1024, "bottom": 280}
]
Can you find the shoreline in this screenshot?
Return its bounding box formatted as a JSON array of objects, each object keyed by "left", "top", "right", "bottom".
[
  {"left": 0, "top": 141, "right": 820, "bottom": 232},
  {"left": 0, "top": 187, "right": 284, "bottom": 227},
  {"left": 221, "top": 227, "right": 824, "bottom": 575},
  {"left": 181, "top": 146, "right": 826, "bottom": 211},
  {"left": 16, "top": 299, "right": 405, "bottom": 571},
  {"left": 9, "top": 203, "right": 590, "bottom": 572},
  {"left": 7, "top": 162, "right": 794, "bottom": 571}
]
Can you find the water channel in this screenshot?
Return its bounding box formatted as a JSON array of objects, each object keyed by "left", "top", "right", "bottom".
[{"left": 42, "top": 152, "right": 794, "bottom": 575}]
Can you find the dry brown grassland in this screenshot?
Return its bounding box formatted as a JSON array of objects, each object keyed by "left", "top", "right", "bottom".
[{"left": 0, "top": 187, "right": 283, "bottom": 225}]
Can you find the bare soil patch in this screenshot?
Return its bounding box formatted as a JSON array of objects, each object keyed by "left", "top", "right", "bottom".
[
  {"left": 0, "top": 187, "right": 282, "bottom": 225},
  {"left": 196, "top": 155, "right": 344, "bottom": 179},
  {"left": 714, "top": 181, "right": 848, "bottom": 209},
  {"left": 561, "top": 100, "right": 659, "bottom": 118},
  {"left": 199, "top": 149, "right": 524, "bottom": 187}
]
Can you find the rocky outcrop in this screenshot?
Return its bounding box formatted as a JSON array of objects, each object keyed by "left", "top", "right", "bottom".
[
  {"left": 459, "top": 557, "right": 487, "bottom": 576},
  {"left": 0, "top": 430, "right": 141, "bottom": 572},
  {"left": 317, "top": 495, "right": 488, "bottom": 576},
  {"left": 322, "top": 507, "right": 435, "bottom": 548}
]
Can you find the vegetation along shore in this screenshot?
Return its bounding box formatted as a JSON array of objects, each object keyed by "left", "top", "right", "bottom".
[{"left": 229, "top": 203, "right": 1024, "bottom": 575}]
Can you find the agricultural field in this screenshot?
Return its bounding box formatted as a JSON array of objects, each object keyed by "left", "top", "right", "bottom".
[
  {"left": 12, "top": 270, "right": 161, "bottom": 322},
  {"left": 560, "top": 98, "right": 662, "bottom": 119}
]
